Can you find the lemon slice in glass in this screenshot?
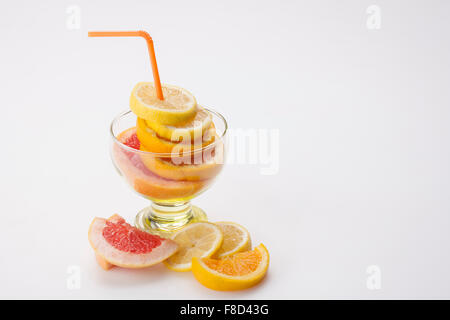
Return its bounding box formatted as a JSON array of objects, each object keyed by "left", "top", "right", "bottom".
[{"left": 145, "top": 107, "right": 212, "bottom": 142}]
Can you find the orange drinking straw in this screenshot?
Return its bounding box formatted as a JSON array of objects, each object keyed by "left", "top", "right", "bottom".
[{"left": 88, "top": 30, "right": 164, "bottom": 100}]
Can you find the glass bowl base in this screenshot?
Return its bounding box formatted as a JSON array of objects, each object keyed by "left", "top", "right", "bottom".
[{"left": 135, "top": 204, "right": 207, "bottom": 238}]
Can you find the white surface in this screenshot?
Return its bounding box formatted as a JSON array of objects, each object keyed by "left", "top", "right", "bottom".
[{"left": 1, "top": 0, "right": 450, "bottom": 299}]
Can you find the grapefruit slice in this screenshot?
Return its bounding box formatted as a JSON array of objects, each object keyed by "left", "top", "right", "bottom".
[
  {"left": 88, "top": 214, "right": 178, "bottom": 269},
  {"left": 94, "top": 214, "right": 122, "bottom": 270},
  {"left": 130, "top": 82, "right": 197, "bottom": 125}
]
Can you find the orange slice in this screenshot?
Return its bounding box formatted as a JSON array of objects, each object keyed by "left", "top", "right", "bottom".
[
  {"left": 130, "top": 82, "right": 197, "bottom": 125},
  {"left": 136, "top": 117, "right": 216, "bottom": 154},
  {"left": 192, "top": 244, "right": 269, "bottom": 291},
  {"left": 139, "top": 145, "right": 224, "bottom": 181}
]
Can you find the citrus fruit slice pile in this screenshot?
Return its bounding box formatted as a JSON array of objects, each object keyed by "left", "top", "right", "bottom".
[
  {"left": 88, "top": 214, "right": 178, "bottom": 269},
  {"left": 131, "top": 83, "right": 217, "bottom": 155},
  {"left": 113, "top": 127, "right": 210, "bottom": 201},
  {"left": 111, "top": 82, "right": 224, "bottom": 201},
  {"left": 165, "top": 221, "right": 269, "bottom": 291}
]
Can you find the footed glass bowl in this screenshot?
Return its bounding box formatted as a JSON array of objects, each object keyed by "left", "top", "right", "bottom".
[{"left": 110, "top": 108, "right": 227, "bottom": 237}]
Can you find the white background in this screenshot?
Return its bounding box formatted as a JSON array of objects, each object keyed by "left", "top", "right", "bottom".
[{"left": 0, "top": 0, "right": 449, "bottom": 299}]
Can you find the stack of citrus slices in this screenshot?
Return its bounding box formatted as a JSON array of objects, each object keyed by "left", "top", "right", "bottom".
[
  {"left": 89, "top": 216, "right": 269, "bottom": 291},
  {"left": 112, "top": 82, "right": 224, "bottom": 201},
  {"left": 131, "top": 82, "right": 215, "bottom": 154}
]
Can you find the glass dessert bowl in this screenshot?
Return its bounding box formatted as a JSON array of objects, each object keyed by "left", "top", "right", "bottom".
[{"left": 110, "top": 107, "right": 227, "bottom": 237}]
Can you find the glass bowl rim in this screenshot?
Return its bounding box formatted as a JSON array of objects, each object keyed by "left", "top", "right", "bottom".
[{"left": 110, "top": 107, "right": 228, "bottom": 157}]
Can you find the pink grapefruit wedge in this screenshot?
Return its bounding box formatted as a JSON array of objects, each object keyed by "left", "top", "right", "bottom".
[{"left": 88, "top": 214, "right": 178, "bottom": 269}]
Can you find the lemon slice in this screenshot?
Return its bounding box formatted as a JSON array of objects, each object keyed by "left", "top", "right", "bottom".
[
  {"left": 164, "top": 222, "right": 223, "bottom": 272},
  {"left": 145, "top": 107, "right": 212, "bottom": 142},
  {"left": 130, "top": 82, "right": 197, "bottom": 125},
  {"left": 213, "top": 222, "right": 252, "bottom": 258},
  {"left": 192, "top": 244, "right": 270, "bottom": 291}
]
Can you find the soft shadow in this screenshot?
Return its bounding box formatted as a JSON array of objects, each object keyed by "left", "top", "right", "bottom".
[
  {"left": 192, "top": 272, "right": 272, "bottom": 298},
  {"left": 93, "top": 263, "right": 172, "bottom": 288}
]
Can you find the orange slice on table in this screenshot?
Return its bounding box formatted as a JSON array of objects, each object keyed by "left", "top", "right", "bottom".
[
  {"left": 192, "top": 244, "right": 270, "bottom": 291},
  {"left": 130, "top": 82, "right": 197, "bottom": 125}
]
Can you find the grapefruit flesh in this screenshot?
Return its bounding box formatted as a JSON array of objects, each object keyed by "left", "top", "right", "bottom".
[
  {"left": 102, "top": 217, "right": 162, "bottom": 253},
  {"left": 123, "top": 131, "right": 140, "bottom": 150},
  {"left": 94, "top": 214, "right": 122, "bottom": 270},
  {"left": 88, "top": 215, "right": 178, "bottom": 269}
]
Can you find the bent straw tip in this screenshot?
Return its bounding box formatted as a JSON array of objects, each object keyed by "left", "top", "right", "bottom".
[{"left": 137, "top": 30, "right": 152, "bottom": 40}]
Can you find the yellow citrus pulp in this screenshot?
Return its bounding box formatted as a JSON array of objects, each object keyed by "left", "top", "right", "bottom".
[
  {"left": 145, "top": 106, "right": 212, "bottom": 142},
  {"left": 213, "top": 222, "right": 252, "bottom": 258},
  {"left": 130, "top": 82, "right": 197, "bottom": 125},
  {"left": 164, "top": 222, "right": 223, "bottom": 272}
]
